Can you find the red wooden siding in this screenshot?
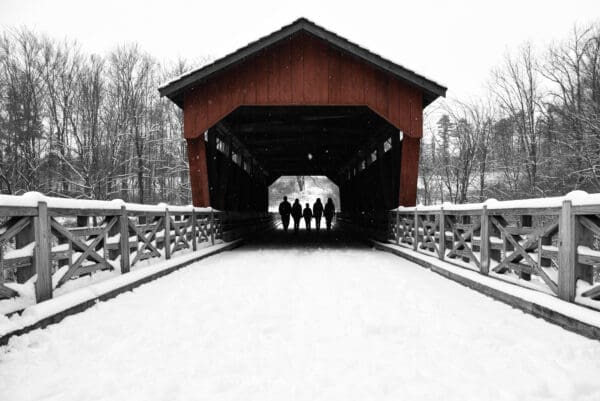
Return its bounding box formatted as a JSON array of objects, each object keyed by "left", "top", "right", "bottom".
[
  {"left": 186, "top": 137, "right": 210, "bottom": 207},
  {"left": 399, "top": 136, "right": 420, "bottom": 206},
  {"left": 182, "top": 32, "right": 423, "bottom": 140}
]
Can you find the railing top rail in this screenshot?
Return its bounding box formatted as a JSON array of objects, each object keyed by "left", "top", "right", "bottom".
[
  {"left": 392, "top": 191, "right": 600, "bottom": 214},
  {"left": 0, "top": 192, "right": 219, "bottom": 215}
]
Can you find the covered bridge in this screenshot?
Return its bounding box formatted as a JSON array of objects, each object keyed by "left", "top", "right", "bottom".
[{"left": 159, "top": 18, "right": 446, "bottom": 219}]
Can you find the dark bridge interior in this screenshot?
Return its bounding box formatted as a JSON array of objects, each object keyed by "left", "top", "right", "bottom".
[
  {"left": 224, "top": 106, "right": 397, "bottom": 177},
  {"left": 206, "top": 105, "right": 403, "bottom": 215}
]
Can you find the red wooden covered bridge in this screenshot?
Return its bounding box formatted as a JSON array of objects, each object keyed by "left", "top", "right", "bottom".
[{"left": 159, "top": 18, "right": 446, "bottom": 222}]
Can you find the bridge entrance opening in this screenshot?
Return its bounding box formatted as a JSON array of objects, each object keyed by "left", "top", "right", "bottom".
[{"left": 206, "top": 105, "right": 402, "bottom": 218}]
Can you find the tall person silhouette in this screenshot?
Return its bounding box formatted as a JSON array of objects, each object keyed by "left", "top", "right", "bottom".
[
  {"left": 278, "top": 196, "right": 292, "bottom": 232},
  {"left": 291, "top": 199, "right": 302, "bottom": 234},
  {"left": 324, "top": 198, "right": 335, "bottom": 231},
  {"left": 313, "top": 198, "right": 323, "bottom": 231}
]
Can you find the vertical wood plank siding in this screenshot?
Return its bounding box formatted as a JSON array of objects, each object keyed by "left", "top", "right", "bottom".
[{"left": 182, "top": 33, "right": 423, "bottom": 140}]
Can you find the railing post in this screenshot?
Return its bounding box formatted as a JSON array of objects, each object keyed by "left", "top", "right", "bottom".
[
  {"left": 34, "top": 201, "right": 52, "bottom": 302},
  {"left": 164, "top": 208, "right": 171, "bottom": 259},
  {"left": 438, "top": 206, "right": 445, "bottom": 260},
  {"left": 480, "top": 205, "right": 489, "bottom": 275},
  {"left": 413, "top": 209, "right": 419, "bottom": 251},
  {"left": 119, "top": 205, "right": 130, "bottom": 274},
  {"left": 210, "top": 210, "right": 215, "bottom": 245},
  {"left": 191, "top": 209, "right": 198, "bottom": 251},
  {"left": 558, "top": 200, "right": 576, "bottom": 301}
]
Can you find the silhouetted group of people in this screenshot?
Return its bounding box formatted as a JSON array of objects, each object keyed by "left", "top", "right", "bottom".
[{"left": 278, "top": 196, "right": 335, "bottom": 233}]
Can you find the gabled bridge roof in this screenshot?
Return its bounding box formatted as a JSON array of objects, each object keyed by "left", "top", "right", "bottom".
[{"left": 159, "top": 17, "right": 446, "bottom": 107}]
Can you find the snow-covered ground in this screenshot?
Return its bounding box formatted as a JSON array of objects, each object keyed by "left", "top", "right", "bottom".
[{"left": 2, "top": 240, "right": 600, "bottom": 400}]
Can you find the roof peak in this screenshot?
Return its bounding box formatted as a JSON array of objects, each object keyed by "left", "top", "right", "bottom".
[{"left": 290, "top": 17, "right": 312, "bottom": 24}]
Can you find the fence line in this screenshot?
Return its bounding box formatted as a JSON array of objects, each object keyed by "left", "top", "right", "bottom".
[
  {"left": 0, "top": 194, "right": 226, "bottom": 305},
  {"left": 389, "top": 193, "right": 600, "bottom": 309}
]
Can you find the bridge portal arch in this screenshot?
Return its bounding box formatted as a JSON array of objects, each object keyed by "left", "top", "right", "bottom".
[{"left": 160, "top": 18, "right": 446, "bottom": 216}]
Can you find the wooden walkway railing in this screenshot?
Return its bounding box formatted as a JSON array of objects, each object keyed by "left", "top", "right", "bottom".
[
  {"left": 389, "top": 193, "right": 600, "bottom": 308},
  {"left": 0, "top": 194, "right": 227, "bottom": 304}
]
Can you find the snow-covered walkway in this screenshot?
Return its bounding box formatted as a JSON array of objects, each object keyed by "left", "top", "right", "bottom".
[{"left": 2, "top": 234, "right": 600, "bottom": 400}]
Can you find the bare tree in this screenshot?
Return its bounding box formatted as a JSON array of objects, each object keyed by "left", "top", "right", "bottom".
[
  {"left": 40, "top": 36, "right": 82, "bottom": 195},
  {"left": 462, "top": 98, "right": 495, "bottom": 201},
  {"left": 543, "top": 24, "right": 600, "bottom": 191},
  {"left": 492, "top": 43, "right": 546, "bottom": 194},
  {"left": 0, "top": 28, "right": 47, "bottom": 193},
  {"left": 0, "top": 27, "right": 194, "bottom": 204}
]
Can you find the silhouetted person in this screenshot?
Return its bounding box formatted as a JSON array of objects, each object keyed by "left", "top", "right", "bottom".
[
  {"left": 324, "top": 198, "right": 335, "bottom": 231},
  {"left": 291, "top": 199, "right": 302, "bottom": 234},
  {"left": 278, "top": 196, "right": 292, "bottom": 232},
  {"left": 303, "top": 203, "right": 313, "bottom": 231},
  {"left": 313, "top": 198, "right": 323, "bottom": 231}
]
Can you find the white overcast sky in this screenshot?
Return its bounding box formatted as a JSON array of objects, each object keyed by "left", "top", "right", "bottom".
[{"left": 1, "top": 0, "right": 599, "bottom": 102}]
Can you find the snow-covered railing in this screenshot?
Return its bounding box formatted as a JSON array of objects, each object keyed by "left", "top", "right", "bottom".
[
  {"left": 0, "top": 193, "right": 223, "bottom": 306},
  {"left": 390, "top": 191, "right": 600, "bottom": 310}
]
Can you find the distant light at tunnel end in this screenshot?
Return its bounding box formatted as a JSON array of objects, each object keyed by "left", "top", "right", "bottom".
[{"left": 307, "top": 153, "right": 313, "bottom": 160}]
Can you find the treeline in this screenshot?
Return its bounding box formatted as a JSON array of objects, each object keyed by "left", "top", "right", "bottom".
[
  {"left": 420, "top": 23, "right": 600, "bottom": 204},
  {"left": 2, "top": 25, "right": 599, "bottom": 206},
  {"left": 0, "top": 28, "right": 197, "bottom": 204}
]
